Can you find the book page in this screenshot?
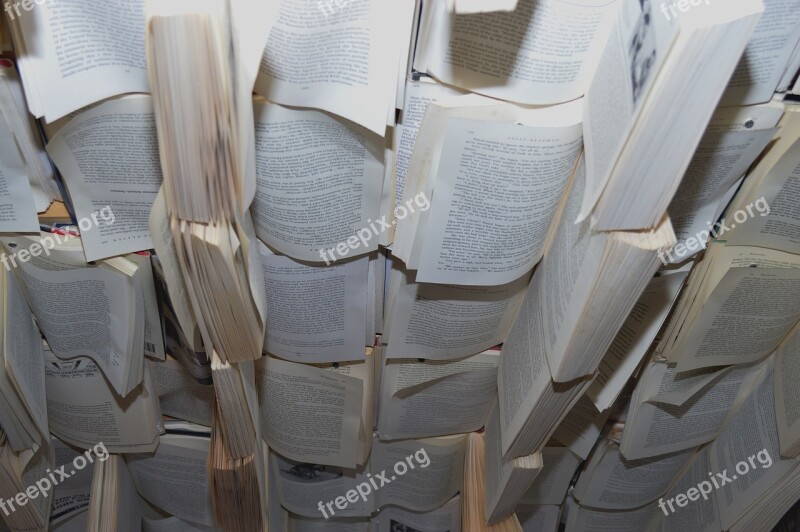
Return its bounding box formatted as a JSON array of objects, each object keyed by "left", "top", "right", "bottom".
[
  {"left": 566, "top": 503, "right": 657, "bottom": 531},
  {"left": 373, "top": 435, "right": 467, "bottom": 512},
  {"left": 497, "top": 268, "right": 550, "bottom": 455},
  {"left": 46, "top": 96, "right": 161, "bottom": 261},
  {"left": 149, "top": 358, "right": 214, "bottom": 427},
  {"left": 552, "top": 394, "right": 611, "bottom": 460},
  {"left": 271, "top": 450, "right": 372, "bottom": 518},
  {"left": 11, "top": 251, "right": 136, "bottom": 397},
  {"left": 580, "top": 0, "right": 677, "bottom": 220},
  {"left": 414, "top": 117, "right": 582, "bottom": 285},
  {"left": 394, "top": 81, "right": 466, "bottom": 211},
  {"left": 251, "top": 103, "right": 383, "bottom": 262},
  {"left": 621, "top": 363, "right": 757, "bottom": 460},
  {"left": 775, "top": 325, "right": 800, "bottom": 454},
  {"left": 710, "top": 360, "right": 797, "bottom": 531},
  {"left": 667, "top": 126, "right": 778, "bottom": 262},
  {"left": 3, "top": 269, "right": 48, "bottom": 440},
  {"left": 574, "top": 441, "right": 694, "bottom": 510},
  {"left": 521, "top": 447, "right": 581, "bottom": 505},
  {"left": 50, "top": 438, "right": 94, "bottom": 526},
  {"left": 44, "top": 350, "right": 158, "bottom": 453},
  {"left": 259, "top": 242, "right": 368, "bottom": 362},
  {"left": 385, "top": 269, "right": 528, "bottom": 359},
  {"left": 515, "top": 504, "right": 560, "bottom": 532},
  {"left": 376, "top": 496, "right": 461, "bottom": 532},
  {"left": 652, "top": 447, "right": 720, "bottom": 532},
  {"left": 674, "top": 266, "right": 800, "bottom": 371},
  {"left": 721, "top": 0, "right": 800, "bottom": 106},
  {"left": 588, "top": 269, "right": 689, "bottom": 411},
  {"left": 378, "top": 352, "right": 498, "bottom": 440},
  {"left": 126, "top": 434, "right": 216, "bottom": 527},
  {"left": 417, "top": 0, "right": 618, "bottom": 104},
  {"left": 257, "top": 356, "right": 363, "bottom": 468},
  {"left": 724, "top": 137, "right": 800, "bottom": 255},
  {"left": 0, "top": 115, "right": 40, "bottom": 232},
  {"left": 15, "top": 0, "right": 149, "bottom": 121},
  {"left": 255, "top": 0, "right": 398, "bottom": 135}
]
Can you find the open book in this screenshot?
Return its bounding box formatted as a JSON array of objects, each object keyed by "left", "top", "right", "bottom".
[
  {"left": 257, "top": 353, "right": 372, "bottom": 469},
  {"left": 150, "top": 357, "right": 214, "bottom": 428},
  {"left": 659, "top": 243, "right": 800, "bottom": 372},
  {"left": 377, "top": 349, "right": 499, "bottom": 440},
  {"left": 270, "top": 434, "right": 467, "bottom": 518},
  {"left": 45, "top": 347, "right": 162, "bottom": 454},
  {"left": 6, "top": 0, "right": 149, "bottom": 121},
  {"left": 87, "top": 455, "right": 141, "bottom": 532},
  {"left": 3, "top": 233, "right": 152, "bottom": 397},
  {"left": 0, "top": 266, "right": 48, "bottom": 453},
  {"left": 255, "top": 0, "right": 414, "bottom": 136},
  {"left": 258, "top": 240, "right": 369, "bottom": 362},
  {"left": 774, "top": 322, "right": 800, "bottom": 456},
  {"left": 392, "top": 97, "right": 583, "bottom": 286},
  {"left": 45, "top": 95, "right": 162, "bottom": 261},
  {"left": 581, "top": 0, "right": 764, "bottom": 230},
  {"left": 0, "top": 435, "right": 53, "bottom": 531},
  {"left": 0, "top": 60, "right": 59, "bottom": 212},
  {"left": 413, "top": 0, "right": 619, "bottom": 105}
]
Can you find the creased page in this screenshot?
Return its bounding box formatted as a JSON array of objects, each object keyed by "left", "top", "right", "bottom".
[
  {"left": 378, "top": 352, "right": 498, "bottom": 440},
  {"left": 270, "top": 451, "right": 373, "bottom": 518},
  {"left": 258, "top": 356, "right": 363, "bottom": 468},
  {"left": 259, "top": 242, "right": 368, "bottom": 362},
  {"left": 373, "top": 435, "right": 467, "bottom": 512},
  {"left": 13, "top": 256, "right": 134, "bottom": 397},
  {"left": 414, "top": 117, "right": 582, "bottom": 286},
  {"left": 0, "top": 115, "right": 40, "bottom": 232},
  {"left": 385, "top": 269, "right": 528, "bottom": 359},
  {"left": 552, "top": 394, "right": 611, "bottom": 460},
  {"left": 127, "top": 433, "right": 216, "bottom": 527},
  {"left": 46, "top": 96, "right": 162, "bottom": 261},
  {"left": 588, "top": 268, "right": 689, "bottom": 411},
  {"left": 251, "top": 102, "right": 383, "bottom": 262},
  {"left": 255, "top": 0, "right": 397, "bottom": 135},
  {"left": 15, "top": 0, "right": 149, "bottom": 121},
  {"left": 149, "top": 358, "right": 214, "bottom": 427},
  {"left": 418, "top": 0, "right": 619, "bottom": 105},
  {"left": 44, "top": 350, "right": 158, "bottom": 453},
  {"left": 3, "top": 269, "right": 48, "bottom": 441}
]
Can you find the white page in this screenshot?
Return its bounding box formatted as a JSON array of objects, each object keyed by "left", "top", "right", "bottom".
[
  {"left": 552, "top": 394, "right": 611, "bottom": 460},
  {"left": 515, "top": 504, "right": 560, "bottom": 532},
  {"left": 415, "top": 117, "right": 582, "bottom": 285},
  {"left": 652, "top": 447, "right": 720, "bottom": 532},
  {"left": 50, "top": 438, "right": 94, "bottom": 526},
  {"left": 0, "top": 115, "right": 40, "bottom": 232},
  {"left": 127, "top": 253, "right": 164, "bottom": 360},
  {"left": 775, "top": 325, "right": 800, "bottom": 454},
  {"left": 46, "top": 96, "right": 161, "bottom": 261},
  {"left": 270, "top": 451, "right": 373, "bottom": 518},
  {"left": 588, "top": 269, "right": 689, "bottom": 411},
  {"left": 721, "top": 0, "right": 800, "bottom": 106},
  {"left": 149, "top": 358, "right": 214, "bottom": 427},
  {"left": 14, "top": 257, "right": 135, "bottom": 397},
  {"left": 376, "top": 496, "right": 461, "bottom": 532},
  {"left": 251, "top": 103, "right": 383, "bottom": 262},
  {"left": 3, "top": 268, "right": 48, "bottom": 441},
  {"left": 385, "top": 269, "right": 528, "bottom": 359},
  {"left": 574, "top": 441, "right": 694, "bottom": 510},
  {"left": 127, "top": 434, "right": 216, "bottom": 527},
  {"left": 418, "top": 0, "right": 619, "bottom": 105},
  {"left": 378, "top": 352, "right": 499, "bottom": 440},
  {"left": 255, "top": 0, "right": 398, "bottom": 135},
  {"left": 521, "top": 447, "right": 581, "bottom": 505},
  {"left": 372, "top": 436, "right": 467, "bottom": 512},
  {"left": 259, "top": 242, "right": 368, "bottom": 362},
  {"left": 258, "top": 356, "right": 363, "bottom": 468},
  {"left": 566, "top": 502, "right": 657, "bottom": 532},
  {"left": 15, "top": 0, "right": 149, "bottom": 121},
  {"left": 44, "top": 350, "right": 158, "bottom": 453}
]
